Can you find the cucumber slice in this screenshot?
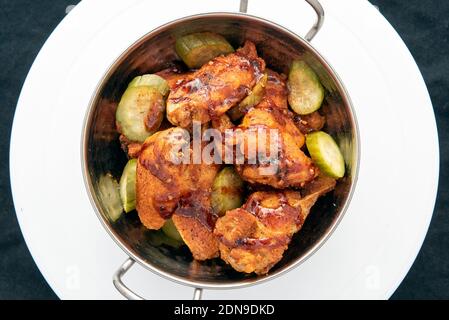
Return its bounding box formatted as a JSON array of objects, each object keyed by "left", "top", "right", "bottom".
[
  {"left": 306, "top": 131, "right": 345, "bottom": 179},
  {"left": 128, "top": 74, "right": 169, "bottom": 96},
  {"left": 228, "top": 73, "right": 268, "bottom": 121},
  {"left": 288, "top": 60, "right": 324, "bottom": 115},
  {"left": 116, "top": 86, "right": 164, "bottom": 143},
  {"left": 147, "top": 230, "right": 184, "bottom": 248},
  {"left": 175, "top": 32, "right": 234, "bottom": 69},
  {"left": 162, "top": 219, "right": 183, "bottom": 242},
  {"left": 119, "top": 159, "right": 137, "bottom": 213},
  {"left": 211, "top": 167, "right": 244, "bottom": 216},
  {"left": 302, "top": 52, "right": 337, "bottom": 93},
  {"left": 98, "top": 173, "right": 123, "bottom": 222}
]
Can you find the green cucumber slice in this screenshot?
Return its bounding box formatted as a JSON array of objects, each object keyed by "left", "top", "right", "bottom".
[
  {"left": 288, "top": 60, "right": 324, "bottom": 115},
  {"left": 128, "top": 74, "right": 169, "bottom": 96},
  {"left": 98, "top": 173, "right": 123, "bottom": 222},
  {"left": 116, "top": 86, "right": 164, "bottom": 143},
  {"left": 162, "top": 219, "right": 183, "bottom": 242},
  {"left": 119, "top": 159, "right": 137, "bottom": 213},
  {"left": 211, "top": 167, "right": 244, "bottom": 216},
  {"left": 306, "top": 131, "right": 345, "bottom": 178},
  {"left": 175, "top": 32, "right": 234, "bottom": 69}
]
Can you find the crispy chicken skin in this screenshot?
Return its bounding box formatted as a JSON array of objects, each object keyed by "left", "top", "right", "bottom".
[
  {"left": 156, "top": 66, "right": 194, "bottom": 90},
  {"left": 173, "top": 211, "right": 219, "bottom": 260},
  {"left": 119, "top": 134, "right": 143, "bottom": 158},
  {"left": 173, "top": 189, "right": 220, "bottom": 260},
  {"left": 235, "top": 106, "right": 318, "bottom": 188},
  {"left": 214, "top": 175, "right": 336, "bottom": 274},
  {"left": 259, "top": 69, "right": 288, "bottom": 110},
  {"left": 136, "top": 127, "right": 220, "bottom": 259},
  {"left": 212, "top": 114, "right": 234, "bottom": 132},
  {"left": 166, "top": 41, "right": 266, "bottom": 128},
  {"left": 293, "top": 111, "right": 326, "bottom": 135},
  {"left": 215, "top": 208, "right": 288, "bottom": 275},
  {"left": 298, "top": 174, "right": 337, "bottom": 216}
]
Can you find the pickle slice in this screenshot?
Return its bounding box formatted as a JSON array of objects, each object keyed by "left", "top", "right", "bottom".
[
  {"left": 228, "top": 73, "right": 268, "bottom": 121},
  {"left": 116, "top": 86, "right": 164, "bottom": 142},
  {"left": 175, "top": 32, "right": 234, "bottom": 69},
  {"left": 148, "top": 230, "right": 184, "bottom": 248},
  {"left": 306, "top": 131, "right": 345, "bottom": 178},
  {"left": 162, "top": 219, "right": 183, "bottom": 242},
  {"left": 98, "top": 173, "right": 123, "bottom": 222},
  {"left": 119, "top": 159, "right": 137, "bottom": 213},
  {"left": 288, "top": 60, "right": 324, "bottom": 115},
  {"left": 128, "top": 74, "right": 169, "bottom": 96},
  {"left": 211, "top": 167, "right": 244, "bottom": 216}
]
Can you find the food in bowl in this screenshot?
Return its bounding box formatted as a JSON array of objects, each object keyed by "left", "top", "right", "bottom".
[{"left": 102, "top": 32, "right": 346, "bottom": 275}]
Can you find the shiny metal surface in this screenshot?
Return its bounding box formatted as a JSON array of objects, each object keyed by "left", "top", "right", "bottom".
[
  {"left": 304, "top": 0, "right": 325, "bottom": 41},
  {"left": 82, "top": 8, "right": 360, "bottom": 296},
  {"left": 239, "top": 0, "right": 324, "bottom": 41},
  {"left": 113, "top": 257, "right": 204, "bottom": 300},
  {"left": 113, "top": 258, "right": 144, "bottom": 300}
]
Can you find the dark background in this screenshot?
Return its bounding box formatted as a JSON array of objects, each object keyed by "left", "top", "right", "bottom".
[{"left": 0, "top": 0, "right": 447, "bottom": 299}]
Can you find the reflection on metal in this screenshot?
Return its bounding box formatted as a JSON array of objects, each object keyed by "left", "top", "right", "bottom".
[
  {"left": 240, "top": 0, "right": 248, "bottom": 13},
  {"left": 305, "top": 0, "right": 325, "bottom": 41}
]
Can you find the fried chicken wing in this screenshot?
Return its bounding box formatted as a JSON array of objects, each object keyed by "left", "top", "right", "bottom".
[
  {"left": 136, "top": 127, "right": 220, "bottom": 259},
  {"left": 214, "top": 175, "right": 336, "bottom": 274},
  {"left": 211, "top": 114, "right": 234, "bottom": 132},
  {"left": 172, "top": 215, "right": 219, "bottom": 260},
  {"left": 173, "top": 194, "right": 221, "bottom": 260},
  {"left": 215, "top": 208, "right": 287, "bottom": 275},
  {"left": 166, "top": 41, "right": 265, "bottom": 128},
  {"left": 298, "top": 174, "right": 337, "bottom": 216},
  {"left": 235, "top": 106, "right": 318, "bottom": 188}
]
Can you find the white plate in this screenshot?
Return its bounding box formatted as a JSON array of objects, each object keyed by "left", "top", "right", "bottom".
[{"left": 10, "top": 0, "right": 439, "bottom": 299}]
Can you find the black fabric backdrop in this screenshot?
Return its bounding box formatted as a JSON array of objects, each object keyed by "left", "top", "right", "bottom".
[{"left": 0, "top": 0, "right": 447, "bottom": 299}]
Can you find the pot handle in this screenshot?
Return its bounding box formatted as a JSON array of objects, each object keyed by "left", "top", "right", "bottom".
[
  {"left": 239, "top": 0, "right": 325, "bottom": 42},
  {"left": 113, "top": 258, "right": 203, "bottom": 300}
]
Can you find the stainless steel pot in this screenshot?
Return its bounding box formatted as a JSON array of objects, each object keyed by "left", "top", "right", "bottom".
[{"left": 82, "top": 0, "right": 359, "bottom": 300}]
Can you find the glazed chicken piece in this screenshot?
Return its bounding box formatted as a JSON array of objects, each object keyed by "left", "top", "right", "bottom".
[
  {"left": 298, "top": 174, "right": 337, "bottom": 215},
  {"left": 119, "top": 134, "right": 143, "bottom": 158},
  {"left": 293, "top": 111, "right": 326, "bottom": 135},
  {"left": 226, "top": 68, "right": 288, "bottom": 121},
  {"left": 166, "top": 41, "right": 266, "bottom": 128},
  {"left": 156, "top": 66, "right": 194, "bottom": 90},
  {"left": 258, "top": 69, "right": 288, "bottom": 110},
  {"left": 172, "top": 191, "right": 220, "bottom": 261},
  {"left": 136, "top": 127, "right": 220, "bottom": 260},
  {"left": 211, "top": 113, "right": 234, "bottom": 132},
  {"left": 234, "top": 106, "right": 318, "bottom": 188},
  {"left": 214, "top": 175, "right": 336, "bottom": 274}
]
